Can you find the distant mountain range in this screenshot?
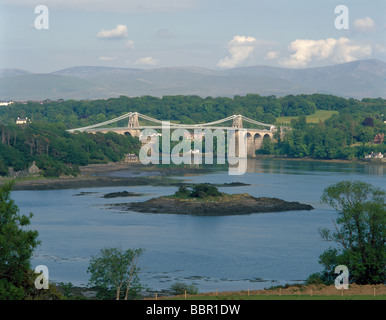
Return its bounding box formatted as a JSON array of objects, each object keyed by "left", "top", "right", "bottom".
[{"left": 0, "top": 59, "right": 385, "bottom": 101}]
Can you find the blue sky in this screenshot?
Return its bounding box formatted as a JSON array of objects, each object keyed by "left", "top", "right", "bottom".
[{"left": 1, "top": 0, "right": 385, "bottom": 72}]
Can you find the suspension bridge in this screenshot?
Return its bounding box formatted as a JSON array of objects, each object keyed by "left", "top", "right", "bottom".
[{"left": 67, "top": 112, "right": 279, "bottom": 156}]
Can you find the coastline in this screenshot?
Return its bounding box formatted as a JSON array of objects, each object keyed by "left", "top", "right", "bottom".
[
  {"left": 0, "top": 162, "right": 217, "bottom": 191},
  {"left": 1, "top": 156, "right": 384, "bottom": 191}
]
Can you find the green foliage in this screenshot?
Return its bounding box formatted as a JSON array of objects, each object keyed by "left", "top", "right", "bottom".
[
  {"left": 258, "top": 111, "right": 386, "bottom": 160},
  {"left": 0, "top": 157, "right": 8, "bottom": 176},
  {"left": 317, "top": 181, "right": 386, "bottom": 285},
  {"left": 0, "top": 182, "right": 40, "bottom": 299},
  {"left": 169, "top": 282, "right": 199, "bottom": 296},
  {"left": 0, "top": 94, "right": 384, "bottom": 168},
  {"left": 174, "top": 186, "right": 191, "bottom": 198},
  {"left": 2, "top": 94, "right": 383, "bottom": 130},
  {"left": 190, "top": 184, "right": 222, "bottom": 198},
  {"left": 57, "top": 282, "right": 74, "bottom": 299},
  {"left": 305, "top": 273, "right": 325, "bottom": 285},
  {"left": 280, "top": 95, "right": 316, "bottom": 116},
  {"left": 173, "top": 184, "right": 223, "bottom": 199},
  {"left": 22, "top": 269, "right": 64, "bottom": 300},
  {"left": 87, "top": 247, "right": 144, "bottom": 300},
  {"left": 0, "top": 122, "right": 141, "bottom": 177}
]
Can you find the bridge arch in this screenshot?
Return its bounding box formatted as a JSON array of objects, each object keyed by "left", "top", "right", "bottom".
[
  {"left": 263, "top": 133, "right": 271, "bottom": 141},
  {"left": 124, "top": 131, "right": 133, "bottom": 137},
  {"left": 246, "top": 132, "right": 254, "bottom": 156},
  {"left": 254, "top": 133, "right": 263, "bottom": 150}
]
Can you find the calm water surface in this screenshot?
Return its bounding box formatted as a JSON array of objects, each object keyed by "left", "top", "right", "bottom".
[{"left": 12, "top": 159, "right": 385, "bottom": 292}]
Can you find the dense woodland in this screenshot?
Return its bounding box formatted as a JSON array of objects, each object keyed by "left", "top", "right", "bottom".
[
  {"left": 258, "top": 113, "right": 386, "bottom": 159},
  {"left": 0, "top": 94, "right": 385, "bottom": 177},
  {"left": 1, "top": 94, "right": 384, "bottom": 127},
  {"left": 0, "top": 122, "right": 140, "bottom": 177}
]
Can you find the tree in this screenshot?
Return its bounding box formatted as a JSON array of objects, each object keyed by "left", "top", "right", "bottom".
[
  {"left": 190, "top": 184, "right": 222, "bottom": 198},
  {"left": 87, "top": 247, "right": 144, "bottom": 300},
  {"left": 374, "top": 133, "right": 384, "bottom": 144},
  {"left": 0, "top": 182, "right": 40, "bottom": 299},
  {"left": 362, "top": 117, "right": 374, "bottom": 127},
  {"left": 174, "top": 186, "right": 190, "bottom": 198},
  {"left": 316, "top": 180, "right": 385, "bottom": 285},
  {"left": 169, "top": 282, "right": 198, "bottom": 296},
  {"left": 0, "top": 157, "right": 8, "bottom": 176}
]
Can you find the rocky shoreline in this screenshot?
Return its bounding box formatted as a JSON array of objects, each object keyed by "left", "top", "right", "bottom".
[
  {"left": 110, "top": 193, "right": 314, "bottom": 216},
  {"left": 0, "top": 163, "right": 217, "bottom": 190}
]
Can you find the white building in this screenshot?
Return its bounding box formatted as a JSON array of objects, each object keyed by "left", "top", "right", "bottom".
[
  {"left": 16, "top": 117, "right": 29, "bottom": 125},
  {"left": 365, "top": 151, "right": 384, "bottom": 159},
  {"left": 0, "top": 101, "right": 13, "bottom": 106}
]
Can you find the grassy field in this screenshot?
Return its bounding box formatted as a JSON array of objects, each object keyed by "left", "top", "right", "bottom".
[
  {"left": 169, "top": 294, "right": 386, "bottom": 300},
  {"left": 276, "top": 110, "right": 338, "bottom": 124},
  {"left": 157, "top": 284, "right": 386, "bottom": 301}
]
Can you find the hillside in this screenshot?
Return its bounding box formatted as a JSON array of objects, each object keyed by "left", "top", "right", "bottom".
[
  {"left": 0, "top": 59, "right": 385, "bottom": 100},
  {"left": 0, "top": 73, "right": 111, "bottom": 100}
]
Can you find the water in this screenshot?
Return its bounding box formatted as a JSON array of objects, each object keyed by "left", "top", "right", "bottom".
[{"left": 11, "top": 159, "right": 385, "bottom": 292}]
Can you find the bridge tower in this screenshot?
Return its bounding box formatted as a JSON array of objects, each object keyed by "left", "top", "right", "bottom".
[
  {"left": 126, "top": 112, "right": 141, "bottom": 138},
  {"left": 232, "top": 115, "right": 243, "bottom": 129},
  {"left": 128, "top": 112, "right": 140, "bottom": 129},
  {"left": 230, "top": 115, "right": 246, "bottom": 158}
]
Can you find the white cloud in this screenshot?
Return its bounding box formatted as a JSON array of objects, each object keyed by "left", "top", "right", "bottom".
[
  {"left": 265, "top": 51, "right": 280, "bottom": 60},
  {"left": 97, "top": 25, "right": 128, "bottom": 40},
  {"left": 374, "top": 44, "right": 386, "bottom": 54},
  {"left": 280, "top": 37, "right": 372, "bottom": 68},
  {"left": 135, "top": 56, "right": 159, "bottom": 66},
  {"left": 7, "top": 0, "right": 198, "bottom": 13},
  {"left": 353, "top": 17, "right": 376, "bottom": 32},
  {"left": 333, "top": 38, "right": 372, "bottom": 63},
  {"left": 217, "top": 36, "right": 256, "bottom": 69}
]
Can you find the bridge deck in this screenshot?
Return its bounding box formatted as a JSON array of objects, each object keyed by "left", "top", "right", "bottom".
[
  {"left": 66, "top": 112, "right": 277, "bottom": 134},
  {"left": 68, "top": 126, "right": 272, "bottom": 133}
]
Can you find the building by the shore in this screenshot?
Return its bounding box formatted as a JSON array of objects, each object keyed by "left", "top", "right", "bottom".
[
  {"left": 125, "top": 153, "right": 139, "bottom": 162},
  {"left": 364, "top": 152, "right": 385, "bottom": 160}
]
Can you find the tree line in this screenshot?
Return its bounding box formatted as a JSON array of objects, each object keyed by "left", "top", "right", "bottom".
[
  {"left": 1, "top": 94, "right": 384, "bottom": 129},
  {"left": 0, "top": 93, "right": 384, "bottom": 176},
  {"left": 259, "top": 112, "right": 386, "bottom": 160},
  {"left": 0, "top": 122, "right": 140, "bottom": 177}
]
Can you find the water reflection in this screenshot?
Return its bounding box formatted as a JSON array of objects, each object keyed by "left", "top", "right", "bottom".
[
  {"left": 364, "top": 163, "right": 384, "bottom": 176},
  {"left": 247, "top": 158, "right": 385, "bottom": 176}
]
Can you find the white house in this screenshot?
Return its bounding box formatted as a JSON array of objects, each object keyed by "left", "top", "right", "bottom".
[
  {"left": 16, "top": 117, "right": 29, "bottom": 125},
  {"left": 365, "top": 151, "right": 384, "bottom": 159}
]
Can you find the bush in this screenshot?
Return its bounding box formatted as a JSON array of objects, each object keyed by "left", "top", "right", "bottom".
[
  {"left": 169, "top": 282, "right": 198, "bottom": 296},
  {"left": 0, "top": 157, "right": 9, "bottom": 176},
  {"left": 305, "top": 273, "right": 325, "bottom": 285},
  {"left": 174, "top": 186, "right": 190, "bottom": 198},
  {"left": 173, "top": 184, "right": 223, "bottom": 199},
  {"left": 190, "top": 184, "right": 222, "bottom": 198}
]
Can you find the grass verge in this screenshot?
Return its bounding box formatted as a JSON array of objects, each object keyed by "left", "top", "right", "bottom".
[{"left": 276, "top": 110, "right": 338, "bottom": 124}]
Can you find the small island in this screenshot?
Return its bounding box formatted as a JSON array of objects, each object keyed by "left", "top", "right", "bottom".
[
  {"left": 103, "top": 191, "right": 144, "bottom": 198},
  {"left": 110, "top": 184, "right": 314, "bottom": 216}
]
